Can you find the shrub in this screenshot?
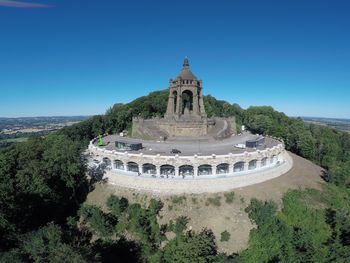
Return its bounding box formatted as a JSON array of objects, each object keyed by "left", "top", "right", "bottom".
[
  {"left": 207, "top": 196, "right": 221, "bottom": 206},
  {"left": 220, "top": 230, "right": 231, "bottom": 242},
  {"left": 171, "top": 195, "right": 186, "bottom": 205},
  {"left": 224, "top": 192, "right": 235, "bottom": 204}
]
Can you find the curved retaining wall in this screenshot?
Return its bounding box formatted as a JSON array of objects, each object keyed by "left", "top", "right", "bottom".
[
  {"left": 102, "top": 151, "right": 293, "bottom": 194},
  {"left": 88, "top": 139, "right": 293, "bottom": 193}
]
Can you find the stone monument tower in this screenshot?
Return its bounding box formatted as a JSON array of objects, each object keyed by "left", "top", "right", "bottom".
[
  {"left": 164, "top": 57, "right": 207, "bottom": 120},
  {"left": 132, "top": 57, "right": 236, "bottom": 139}
]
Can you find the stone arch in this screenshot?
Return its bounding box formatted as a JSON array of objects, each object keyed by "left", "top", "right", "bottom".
[
  {"left": 179, "top": 165, "right": 194, "bottom": 177},
  {"left": 142, "top": 163, "right": 156, "bottom": 174},
  {"left": 270, "top": 155, "right": 277, "bottom": 164},
  {"left": 102, "top": 157, "right": 112, "bottom": 170},
  {"left": 198, "top": 164, "right": 212, "bottom": 175},
  {"left": 261, "top": 157, "right": 268, "bottom": 167},
  {"left": 181, "top": 90, "right": 193, "bottom": 114},
  {"left": 216, "top": 163, "right": 229, "bottom": 174},
  {"left": 160, "top": 164, "right": 175, "bottom": 176},
  {"left": 127, "top": 161, "right": 139, "bottom": 172},
  {"left": 234, "top": 161, "right": 245, "bottom": 172},
  {"left": 248, "top": 159, "right": 257, "bottom": 170},
  {"left": 114, "top": 159, "right": 124, "bottom": 170}
]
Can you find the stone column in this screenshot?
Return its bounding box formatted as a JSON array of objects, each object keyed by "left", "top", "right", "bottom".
[
  {"left": 156, "top": 165, "right": 161, "bottom": 177},
  {"left": 138, "top": 164, "right": 142, "bottom": 174},
  {"left": 165, "top": 93, "right": 174, "bottom": 117},
  {"left": 123, "top": 161, "right": 128, "bottom": 171},
  {"left": 193, "top": 93, "right": 199, "bottom": 115},
  {"left": 229, "top": 164, "right": 234, "bottom": 174},
  {"left": 177, "top": 89, "right": 182, "bottom": 115},
  {"left": 175, "top": 166, "right": 179, "bottom": 177},
  {"left": 213, "top": 165, "right": 217, "bottom": 175},
  {"left": 199, "top": 84, "right": 207, "bottom": 117},
  {"left": 193, "top": 166, "right": 198, "bottom": 177},
  {"left": 257, "top": 160, "right": 261, "bottom": 169},
  {"left": 244, "top": 162, "right": 249, "bottom": 171}
]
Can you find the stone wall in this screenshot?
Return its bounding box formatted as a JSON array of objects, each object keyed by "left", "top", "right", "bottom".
[{"left": 93, "top": 151, "right": 293, "bottom": 194}]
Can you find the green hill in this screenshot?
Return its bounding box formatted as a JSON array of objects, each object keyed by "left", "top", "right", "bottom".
[{"left": 1, "top": 91, "right": 349, "bottom": 262}]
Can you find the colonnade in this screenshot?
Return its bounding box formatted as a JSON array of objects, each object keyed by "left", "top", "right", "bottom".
[{"left": 101, "top": 155, "right": 281, "bottom": 179}]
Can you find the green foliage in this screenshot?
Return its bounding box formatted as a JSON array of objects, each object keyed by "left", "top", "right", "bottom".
[
  {"left": 224, "top": 192, "right": 235, "bottom": 204},
  {"left": 220, "top": 231, "right": 231, "bottom": 242},
  {"left": 79, "top": 205, "right": 114, "bottom": 238},
  {"left": 245, "top": 198, "right": 277, "bottom": 226},
  {"left": 167, "top": 216, "right": 189, "bottom": 235},
  {"left": 244, "top": 106, "right": 350, "bottom": 187},
  {"left": 0, "top": 134, "right": 88, "bottom": 250},
  {"left": 106, "top": 195, "right": 129, "bottom": 217},
  {"left": 162, "top": 229, "right": 217, "bottom": 263},
  {"left": 241, "top": 190, "right": 336, "bottom": 263},
  {"left": 0, "top": 223, "right": 86, "bottom": 263},
  {"left": 97, "top": 134, "right": 105, "bottom": 146}
]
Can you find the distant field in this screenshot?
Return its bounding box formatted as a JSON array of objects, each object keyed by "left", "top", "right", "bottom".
[
  {"left": 0, "top": 137, "right": 29, "bottom": 143},
  {"left": 300, "top": 116, "right": 350, "bottom": 132}
]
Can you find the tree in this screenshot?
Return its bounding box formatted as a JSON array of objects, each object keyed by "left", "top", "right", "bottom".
[
  {"left": 0, "top": 223, "right": 86, "bottom": 263},
  {"left": 162, "top": 229, "right": 217, "bottom": 263}
]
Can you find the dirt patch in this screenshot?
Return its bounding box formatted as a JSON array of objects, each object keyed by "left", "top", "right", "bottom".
[{"left": 86, "top": 152, "right": 324, "bottom": 253}]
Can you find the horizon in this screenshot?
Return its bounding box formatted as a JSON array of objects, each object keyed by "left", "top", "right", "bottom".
[
  {"left": 0, "top": 0, "right": 349, "bottom": 119},
  {"left": 0, "top": 87, "right": 349, "bottom": 120}
]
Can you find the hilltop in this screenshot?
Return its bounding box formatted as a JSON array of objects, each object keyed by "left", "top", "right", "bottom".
[{"left": 1, "top": 91, "right": 349, "bottom": 262}]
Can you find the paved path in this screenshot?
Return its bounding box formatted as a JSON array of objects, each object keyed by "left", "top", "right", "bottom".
[{"left": 101, "top": 132, "right": 279, "bottom": 156}]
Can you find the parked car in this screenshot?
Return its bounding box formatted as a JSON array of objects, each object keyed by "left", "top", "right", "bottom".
[{"left": 170, "top": 149, "right": 181, "bottom": 154}]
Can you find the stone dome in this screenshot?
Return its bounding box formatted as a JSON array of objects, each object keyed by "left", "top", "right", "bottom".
[{"left": 176, "top": 57, "right": 197, "bottom": 80}]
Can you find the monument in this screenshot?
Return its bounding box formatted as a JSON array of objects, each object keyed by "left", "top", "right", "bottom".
[
  {"left": 87, "top": 57, "right": 293, "bottom": 193},
  {"left": 132, "top": 57, "right": 236, "bottom": 139}
]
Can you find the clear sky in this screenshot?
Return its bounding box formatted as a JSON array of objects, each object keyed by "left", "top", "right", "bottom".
[{"left": 0, "top": 0, "right": 349, "bottom": 118}]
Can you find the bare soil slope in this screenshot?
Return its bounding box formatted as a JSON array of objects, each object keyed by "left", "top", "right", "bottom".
[{"left": 86, "top": 152, "right": 324, "bottom": 253}]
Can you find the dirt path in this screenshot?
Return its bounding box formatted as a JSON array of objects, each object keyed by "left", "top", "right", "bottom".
[{"left": 86, "top": 152, "right": 325, "bottom": 254}]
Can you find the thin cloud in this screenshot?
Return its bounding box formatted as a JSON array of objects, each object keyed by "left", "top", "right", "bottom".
[{"left": 0, "top": 0, "right": 51, "bottom": 8}]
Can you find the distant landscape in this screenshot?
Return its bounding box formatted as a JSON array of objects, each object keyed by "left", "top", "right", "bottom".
[
  {"left": 0, "top": 116, "right": 90, "bottom": 148},
  {"left": 1, "top": 115, "right": 349, "bottom": 149},
  {"left": 300, "top": 116, "right": 350, "bottom": 133}
]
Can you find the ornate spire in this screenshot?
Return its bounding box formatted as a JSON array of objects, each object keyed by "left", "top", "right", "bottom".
[
  {"left": 183, "top": 56, "right": 189, "bottom": 68},
  {"left": 176, "top": 56, "right": 197, "bottom": 80}
]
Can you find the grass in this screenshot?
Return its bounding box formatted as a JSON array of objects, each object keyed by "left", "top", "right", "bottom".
[
  {"left": 206, "top": 196, "right": 221, "bottom": 207},
  {"left": 224, "top": 192, "right": 235, "bottom": 204},
  {"left": 191, "top": 197, "right": 198, "bottom": 204},
  {"left": 171, "top": 195, "right": 187, "bottom": 205}
]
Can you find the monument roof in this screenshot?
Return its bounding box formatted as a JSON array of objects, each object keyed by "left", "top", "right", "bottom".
[{"left": 176, "top": 57, "right": 197, "bottom": 80}]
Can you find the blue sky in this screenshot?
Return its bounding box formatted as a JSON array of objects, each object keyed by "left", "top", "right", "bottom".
[{"left": 0, "top": 0, "right": 349, "bottom": 118}]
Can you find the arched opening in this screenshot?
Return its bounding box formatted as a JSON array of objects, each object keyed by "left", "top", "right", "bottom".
[
  {"left": 261, "top": 157, "right": 268, "bottom": 167},
  {"left": 102, "top": 157, "right": 112, "bottom": 170},
  {"left": 216, "top": 163, "right": 229, "bottom": 174},
  {"left": 142, "top": 163, "right": 156, "bottom": 174},
  {"left": 248, "top": 160, "right": 257, "bottom": 170},
  {"left": 198, "top": 164, "right": 212, "bottom": 175},
  {"left": 271, "top": 155, "right": 277, "bottom": 164},
  {"left": 127, "top": 162, "right": 139, "bottom": 173},
  {"left": 114, "top": 160, "right": 124, "bottom": 170},
  {"left": 160, "top": 165, "right": 175, "bottom": 176},
  {"left": 173, "top": 91, "right": 177, "bottom": 113},
  {"left": 234, "top": 161, "right": 245, "bottom": 172},
  {"left": 181, "top": 90, "right": 193, "bottom": 114},
  {"left": 179, "top": 165, "right": 194, "bottom": 177}
]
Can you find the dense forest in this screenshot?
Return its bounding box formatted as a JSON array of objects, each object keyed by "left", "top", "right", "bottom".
[{"left": 0, "top": 90, "right": 349, "bottom": 262}]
